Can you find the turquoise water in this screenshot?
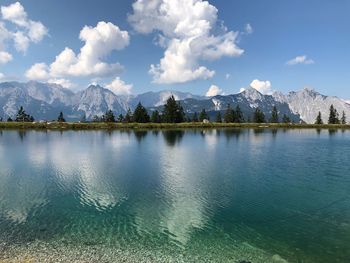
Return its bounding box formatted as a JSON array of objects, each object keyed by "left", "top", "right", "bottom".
[{"left": 0, "top": 129, "right": 350, "bottom": 262}]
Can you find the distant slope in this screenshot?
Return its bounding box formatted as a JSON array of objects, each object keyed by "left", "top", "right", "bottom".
[
  {"left": 0, "top": 81, "right": 349, "bottom": 123},
  {"left": 152, "top": 87, "right": 301, "bottom": 122},
  {"left": 273, "top": 88, "right": 350, "bottom": 123}
]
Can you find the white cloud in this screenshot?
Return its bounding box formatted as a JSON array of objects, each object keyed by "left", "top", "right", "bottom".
[
  {"left": 25, "top": 21, "right": 129, "bottom": 87},
  {"left": 12, "top": 31, "right": 30, "bottom": 52},
  {"left": 250, "top": 79, "right": 273, "bottom": 95},
  {"left": 26, "top": 21, "right": 129, "bottom": 82},
  {"left": 48, "top": 78, "right": 76, "bottom": 89},
  {"left": 205, "top": 84, "right": 224, "bottom": 97},
  {"left": 225, "top": 73, "right": 230, "bottom": 79},
  {"left": 245, "top": 23, "right": 253, "bottom": 34},
  {"left": 106, "top": 77, "right": 133, "bottom": 96},
  {"left": 128, "top": 0, "right": 244, "bottom": 84},
  {"left": 0, "top": 72, "right": 5, "bottom": 80},
  {"left": 1, "top": 2, "right": 27, "bottom": 27},
  {"left": 52, "top": 21, "right": 129, "bottom": 78},
  {"left": 1, "top": 2, "right": 48, "bottom": 53},
  {"left": 0, "top": 51, "right": 12, "bottom": 64},
  {"left": 286, "top": 55, "right": 314, "bottom": 65},
  {"left": 25, "top": 63, "right": 49, "bottom": 81}
]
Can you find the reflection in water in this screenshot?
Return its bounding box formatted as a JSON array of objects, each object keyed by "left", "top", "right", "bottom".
[
  {"left": 134, "top": 130, "right": 148, "bottom": 142},
  {"left": 223, "top": 128, "right": 242, "bottom": 141},
  {"left": 0, "top": 129, "right": 350, "bottom": 262},
  {"left": 328, "top": 129, "right": 338, "bottom": 135},
  {"left": 162, "top": 130, "right": 184, "bottom": 146},
  {"left": 18, "top": 130, "right": 27, "bottom": 141}
]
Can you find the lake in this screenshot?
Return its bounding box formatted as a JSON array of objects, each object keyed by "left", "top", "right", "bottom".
[{"left": 0, "top": 129, "right": 349, "bottom": 262}]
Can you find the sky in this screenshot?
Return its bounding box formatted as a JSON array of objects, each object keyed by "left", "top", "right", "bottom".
[{"left": 0, "top": 0, "right": 349, "bottom": 98}]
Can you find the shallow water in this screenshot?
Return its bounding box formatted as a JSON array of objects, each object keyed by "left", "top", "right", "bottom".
[{"left": 0, "top": 129, "right": 350, "bottom": 262}]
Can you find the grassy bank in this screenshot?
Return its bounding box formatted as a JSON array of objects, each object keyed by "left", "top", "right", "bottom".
[{"left": 0, "top": 121, "right": 350, "bottom": 130}]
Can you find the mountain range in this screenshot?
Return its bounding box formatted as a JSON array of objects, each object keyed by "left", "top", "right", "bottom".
[{"left": 0, "top": 81, "right": 349, "bottom": 123}]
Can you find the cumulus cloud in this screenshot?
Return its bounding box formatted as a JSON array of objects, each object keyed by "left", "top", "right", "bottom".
[
  {"left": 48, "top": 78, "right": 76, "bottom": 89},
  {"left": 286, "top": 55, "right": 314, "bottom": 65},
  {"left": 50, "top": 22, "right": 129, "bottom": 78},
  {"left": 0, "top": 51, "right": 12, "bottom": 64},
  {"left": 26, "top": 21, "right": 130, "bottom": 83},
  {"left": 0, "top": 72, "right": 4, "bottom": 80},
  {"left": 205, "top": 85, "right": 224, "bottom": 97},
  {"left": 128, "top": 0, "right": 244, "bottom": 84},
  {"left": 106, "top": 77, "right": 133, "bottom": 96},
  {"left": 25, "top": 62, "right": 49, "bottom": 81},
  {"left": 250, "top": 79, "right": 273, "bottom": 95},
  {"left": 225, "top": 73, "right": 230, "bottom": 79},
  {"left": 1, "top": 2, "right": 48, "bottom": 53}
]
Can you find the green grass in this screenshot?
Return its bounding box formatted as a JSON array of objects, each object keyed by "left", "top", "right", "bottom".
[{"left": 0, "top": 121, "right": 350, "bottom": 130}]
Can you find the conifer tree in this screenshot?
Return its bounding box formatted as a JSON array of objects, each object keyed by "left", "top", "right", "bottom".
[
  {"left": 282, "top": 114, "right": 291, "bottom": 123},
  {"left": 270, "top": 106, "right": 279, "bottom": 123},
  {"left": 124, "top": 108, "right": 133, "bottom": 123},
  {"left": 162, "top": 95, "right": 185, "bottom": 123},
  {"left": 151, "top": 110, "right": 161, "bottom": 123},
  {"left": 57, "top": 111, "right": 66, "bottom": 122},
  {"left": 199, "top": 109, "right": 209, "bottom": 122},
  {"left": 253, "top": 108, "right": 265, "bottom": 123},
  {"left": 341, "top": 111, "right": 346, "bottom": 124},
  {"left": 104, "top": 110, "right": 115, "bottom": 122},
  {"left": 216, "top": 111, "right": 222, "bottom": 123},
  {"left": 315, "top": 111, "right": 323, "bottom": 124},
  {"left": 328, "top": 105, "right": 340, "bottom": 124},
  {"left": 15, "top": 106, "right": 34, "bottom": 122},
  {"left": 224, "top": 104, "right": 235, "bottom": 123},
  {"left": 234, "top": 105, "right": 244, "bottom": 123},
  {"left": 117, "top": 114, "right": 124, "bottom": 123},
  {"left": 133, "top": 102, "right": 150, "bottom": 123},
  {"left": 192, "top": 112, "right": 199, "bottom": 122}
]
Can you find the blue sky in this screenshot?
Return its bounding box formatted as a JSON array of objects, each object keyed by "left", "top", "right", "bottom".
[{"left": 0, "top": 0, "right": 349, "bottom": 98}]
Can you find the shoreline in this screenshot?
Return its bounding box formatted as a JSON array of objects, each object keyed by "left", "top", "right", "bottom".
[{"left": 0, "top": 122, "right": 350, "bottom": 130}]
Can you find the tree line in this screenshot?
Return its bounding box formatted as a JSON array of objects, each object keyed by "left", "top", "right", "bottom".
[
  {"left": 314, "top": 104, "right": 347, "bottom": 124},
  {"left": 0, "top": 98, "right": 347, "bottom": 125}
]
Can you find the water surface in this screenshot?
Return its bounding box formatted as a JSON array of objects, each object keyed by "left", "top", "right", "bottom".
[{"left": 0, "top": 129, "right": 349, "bottom": 262}]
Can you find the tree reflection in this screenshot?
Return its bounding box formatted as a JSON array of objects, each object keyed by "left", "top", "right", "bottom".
[
  {"left": 134, "top": 130, "right": 148, "bottom": 143},
  {"left": 162, "top": 130, "right": 184, "bottom": 146}
]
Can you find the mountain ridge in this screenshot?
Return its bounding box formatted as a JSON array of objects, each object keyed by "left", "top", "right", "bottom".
[{"left": 0, "top": 81, "right": 349, "bottom": 123}]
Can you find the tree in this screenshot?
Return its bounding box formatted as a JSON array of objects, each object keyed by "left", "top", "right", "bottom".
[
  {"left": 92, "top": 115, "right": 100, "bottom": 122},
  {"left": 7, "top": 117, "right": 13, "bottom": 122},
  {"left": 117, "top": 114, "right": 124, "bottom": 123},
  {"left": 270, "top": 106, "right": 279, "bottom": 123},
  {"left": 341, "top": 111, "right": 347, "bottom": 124},
  {"left": 282, "top": 114, "right": 291, "bottom": 123},
  {"left": 315, "top": 111, "right": 323, "bottom": 124},
  {"left": 199, "top": 109, "right": 209, "bottom": 122},
  {"left": 104, "top": 110, "right": 115, "bottom": 122},
  {"left": 162, "top": 95, "right": 185, "bottom": 123},
  {"left": 328, "top": 104, "right": 340, "bottom": 124},
  {"left": 234, "top": 105, "right": 244, "bottom": 123},
  {"left": 57, "top": 111, "right": 66, "bottom": 122},
  {"left": 224, "top": 104, "right": 235, "bottom": 123},
  {"left": 133, "top": 102, "right": 150, "bottom": 123},
  {"left": 216, "top": 111, "right": 222, "bottom": 123},
  {"left": 151, "top": 110, "right": 161, "bottom": 123},
  {"left": 253, "top": 108, "right": 265, "bottom": 123},
  {"left": 15, "top": 106, "right": 34, "bottom": 122},
  {"left": 124, "top": 108, "right": 133, "bottom": 123},
  {"left": 192, "top": 112, "right": 199, "bottom": 122}
]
